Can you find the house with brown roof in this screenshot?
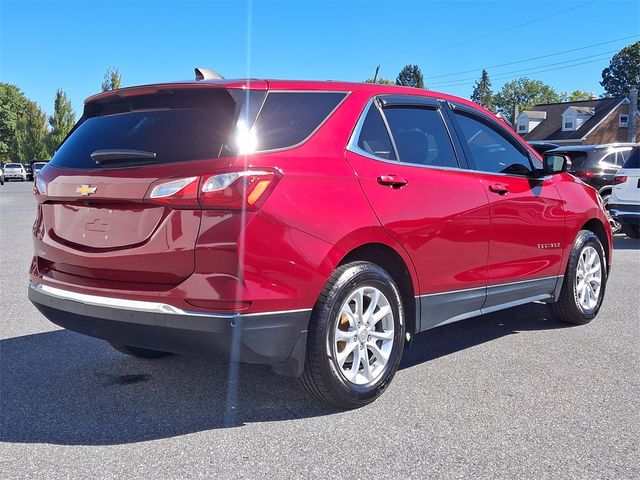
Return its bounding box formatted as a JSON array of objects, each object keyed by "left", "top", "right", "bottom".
[{"left": 518, "top": 96, "right": 639, "bottom": 145}]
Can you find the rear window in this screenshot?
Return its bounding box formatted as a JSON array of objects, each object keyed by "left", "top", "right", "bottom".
[
  {"left": 6, "top": 163, "right": 21, "bottom": 168},
  {"left": 623, "top": 148, "right": 639, "bottom": 169},
  {"left": 251, "top": 92, "right": 346, "bottom": 151},
  {"left": 50, "top": 89, "right": 265, "bottom": 169}
]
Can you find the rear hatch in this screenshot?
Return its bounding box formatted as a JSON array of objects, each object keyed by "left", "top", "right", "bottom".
[{"left": 34, "top": 84, "right": 267, "bottom": 290}]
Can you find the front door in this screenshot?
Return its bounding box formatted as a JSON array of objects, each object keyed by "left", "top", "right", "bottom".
[{"left": 448, "top": 106, "right": 565, "bottom": 311}]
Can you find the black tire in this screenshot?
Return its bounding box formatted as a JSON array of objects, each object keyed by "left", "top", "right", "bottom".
[
  {"left": 621, "top": 224, "right": 640, "bottom": 239},
  {"left": 299, "top": 261, "right": 405, "bottom": 409},
  {"left": 549, "top": 230, "right": 607, "bottom": 325},
  {"left": 109, "top": 342, "right": 173, "bottom": 359}
]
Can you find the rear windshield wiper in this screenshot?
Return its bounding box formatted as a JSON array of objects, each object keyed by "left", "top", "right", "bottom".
[{"left": 91, "top": 149, "right": 157, "bottom": 165}]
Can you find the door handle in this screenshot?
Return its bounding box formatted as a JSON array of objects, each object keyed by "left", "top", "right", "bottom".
[
  {"left": 377, "top": 175, "right": 408, "bottom": 188},
  {"left": 488, "top": 183, "right": 509, "bottom": 195}
]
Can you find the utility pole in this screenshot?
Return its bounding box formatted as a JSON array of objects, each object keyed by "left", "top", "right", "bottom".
[
  {"left": 372, "top": 65, "right": 380, "bottom": 84},
  {"left": 628, "top": 86, "right": 638, "bottom": 143}
]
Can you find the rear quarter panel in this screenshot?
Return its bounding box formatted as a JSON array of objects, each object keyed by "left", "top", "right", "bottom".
[{"left": 238, "top": 89, "right": 421, "bottom": 301}]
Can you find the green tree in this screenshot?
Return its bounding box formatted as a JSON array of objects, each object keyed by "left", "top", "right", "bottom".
[
  {"left": 0, "top": 83, "right": 29, "bottom": 162},
  {"left": 364, "top": 77, "right": 395, "bottom": 85},
  {"left": 16, "top": 101, "right": 50, "bottom": 162},
  {"left": 470, "top": 69, "right": 494, "bottom": 111},
  {"left": 600, "top": 41, "right": 640, "bottom": 97},
  {"left": 101, "top": 66, "right": 122, "bottom": 91},
  {"left": 494, "top": 77, "right": 561, "bottom": 124},
  {"left": 48, "top": 88, "right": 75, "bottom": 151},
  {"left": 396, "top": 65, "right": 425, "bottom": 89},
  {"left": 560, "top": 90, "right": 592, "bottom": 102}
]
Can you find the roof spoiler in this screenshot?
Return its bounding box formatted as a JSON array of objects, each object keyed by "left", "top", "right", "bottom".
[{"left": 195, "top": 67, "right": 225, "bottom": 81}]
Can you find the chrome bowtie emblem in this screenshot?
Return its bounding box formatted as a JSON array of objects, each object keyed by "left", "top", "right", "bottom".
[{"left": 76, "top": 185, "right": 97, "bottom": 196}]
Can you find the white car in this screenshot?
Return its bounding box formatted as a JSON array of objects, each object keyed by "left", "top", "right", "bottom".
[
  {"left": 3, "top": 163, "right": 27, "bottom": 181},
  {"left": 609, "top": 147, "right": 640, "bottom": 239},
  {"left": 32, "top": 162, "right": 48, "bottom": 179}
]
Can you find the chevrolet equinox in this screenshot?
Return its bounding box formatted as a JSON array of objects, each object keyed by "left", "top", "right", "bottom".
[{"left": 29, "top": 74, "right": 612, "bottom": 408}]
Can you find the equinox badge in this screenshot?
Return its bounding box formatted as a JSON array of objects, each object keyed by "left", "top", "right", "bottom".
[{"left": 76, "top": 185, "right": 97, "bottom": 196}]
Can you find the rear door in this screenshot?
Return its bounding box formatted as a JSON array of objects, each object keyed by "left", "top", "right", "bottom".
[
  {"left": 345, "top": 95, "right": 490, "bottom": 331},
  {"left": 34, "top": 85, "right": 266, "bottom": 290},
  {"left": 447, "top": 104, "right": 565, "bottom": 311}
]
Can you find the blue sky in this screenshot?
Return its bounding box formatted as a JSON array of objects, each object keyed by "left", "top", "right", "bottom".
[{"left": 1, "top": 0, "right": 638, "bottom": 119}]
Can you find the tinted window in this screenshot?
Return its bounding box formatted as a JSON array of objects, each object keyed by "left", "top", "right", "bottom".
[
  {"left": 356, "top": 106, "right": 396, "bottom": 160},
  {"left": 454, "top": 112, "right": 532, "bottom": 175},
  {"left": 252, "top": 92, "right": 346, "bottom": 151},
  {"left": 383, "top": 107, "right": 457, "bottom": 168},
  {"left": 599, "top": 151, "right": 618, "bottom": 166},
  {"left": 51, "top": 89, "right": 242, "bottom": 169},
  {"left": 560, "top": 152, "right": 588, "bottom": 171},
  {"left": 623, "top": 148, "right": 639, "bottom": 169},
  {"left": 6, "top": 163, "right": 21, "bottom": 168}
]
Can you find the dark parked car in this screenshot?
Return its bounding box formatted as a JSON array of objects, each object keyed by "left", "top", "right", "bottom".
[
  {"left": 548, "top": 144, "right": 637, "bottom": 232},
  {"left": 25, "top": 163, "right": 34, "bottom": 181},
  {"left": 527, "top": 141, "right": 559, "bottom": 155},
  {"left": 29, "top": 76, "right": 612, "bottom": 408}
]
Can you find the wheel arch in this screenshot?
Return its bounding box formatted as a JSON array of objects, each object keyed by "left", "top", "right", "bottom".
[
  {"left": 581, "top": 218, "right": 611, "bottom": 268},
  {"left": 338, "top": 242, "right": 418, "bottom": 336},
  {"left": 598, "top": 185, "right": 612, "bottom": 197}
]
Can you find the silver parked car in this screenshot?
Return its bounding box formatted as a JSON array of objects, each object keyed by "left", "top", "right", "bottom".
[
  {"left": 3, "top": 163, "right": 27, "bottom": 181},
  {"left": 32, "top": 162, "right": 48, "bottom": 179}
]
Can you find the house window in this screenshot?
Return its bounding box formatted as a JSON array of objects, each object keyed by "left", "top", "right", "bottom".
[
  {"left": 619, "top": 114, "right": 629, "bottom": 128},
  {"left": 564, "top": 121, "right": 573, "bottom": 129},
  {"left": 518, "top": 123, "right": 527, "bottom": 132}
]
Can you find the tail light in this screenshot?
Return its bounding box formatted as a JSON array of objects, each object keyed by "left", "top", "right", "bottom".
[
  {"left": 149, "top": 176, "right": 199, "bottom": 207},
  {"left": 613, "top": 175, "right": 628, "bottom": 185},
  {"left": 34, "top": 175, "right": 48, "bottom": 200},
  {"left": 146, "top": 169, "right": 281, "bottom": 210}
]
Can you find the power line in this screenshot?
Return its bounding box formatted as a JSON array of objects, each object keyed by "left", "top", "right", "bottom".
[
  {"left": 433, "top": 56, "right": 614, "bottom": 89},
  {"left": 425, "top": 34, "right": 639, "bottom": 80},
  {"left": 341, "top": 0, "right": 599, "bottom": 77},
  {"left": 429, "top": 50, "right": 618, "bottom": 87}
]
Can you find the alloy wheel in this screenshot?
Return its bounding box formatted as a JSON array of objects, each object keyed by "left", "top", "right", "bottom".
[
  {"left": 331, "top": 286, "right": 395, "bottom": 386},
  {"left": 575, "top": 245, "right": 602, "bottom": 311}
]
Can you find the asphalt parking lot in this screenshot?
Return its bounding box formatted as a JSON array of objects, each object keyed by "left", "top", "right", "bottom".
[{"left": 1, "top": 180, "right": 638, "bottom": 479}]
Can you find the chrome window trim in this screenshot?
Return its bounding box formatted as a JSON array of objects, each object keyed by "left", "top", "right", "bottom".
[
  {"left": 346, "top": 95, "right": 461, "bottom": 169},
  {"left": 29, "top": 283, "right": 312, "bottom": 318},
  {"left": 346, "top": 97, "right": 397, "bottom": 162}
]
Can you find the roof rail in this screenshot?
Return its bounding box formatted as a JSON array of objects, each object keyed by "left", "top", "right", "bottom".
[{"left": 194, "top": 67, "right": 225, "bottom": 81}]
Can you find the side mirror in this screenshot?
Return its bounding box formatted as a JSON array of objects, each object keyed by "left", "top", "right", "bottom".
[{"left": 542, "top": 154, "right": 571, "bottom": 175}]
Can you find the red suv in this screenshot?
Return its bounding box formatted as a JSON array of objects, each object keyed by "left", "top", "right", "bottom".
[{"left": 29, "top": 77, "right": 612, "bottom": 408}]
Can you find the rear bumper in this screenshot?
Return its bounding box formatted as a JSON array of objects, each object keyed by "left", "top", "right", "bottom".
[
  {"left": 28, "top": 283, "right": 310, "bottom": 377},
  {"left": 609, "top": 203, "right": 640, "bottom": 227}
]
